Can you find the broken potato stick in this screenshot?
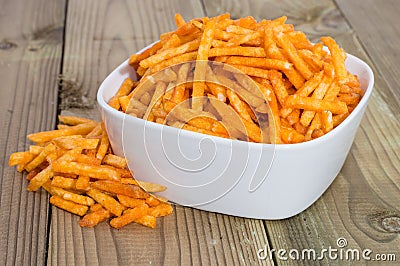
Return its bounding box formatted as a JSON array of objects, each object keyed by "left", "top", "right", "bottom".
[
  {"left": 87, "top": 189, "right": 126, "bottom": 217},
  {"left": 50, "top": 195, "right": 89, "bottom": 216}
]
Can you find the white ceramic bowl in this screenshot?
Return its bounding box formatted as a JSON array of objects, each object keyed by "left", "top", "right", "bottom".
[{"left": 97, "top": 49, "right": 373, "bottom": 219}]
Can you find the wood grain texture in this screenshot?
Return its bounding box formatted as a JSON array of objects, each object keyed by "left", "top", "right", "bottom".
[
  {"left": 50, "top": 0, "right": 272, "bottom": 265},
  {"left": 203, "top": 0, "right": 400, "bottom": 264},
  {"left": 0, "top": 0, "right": 65, "bottom": 265}
]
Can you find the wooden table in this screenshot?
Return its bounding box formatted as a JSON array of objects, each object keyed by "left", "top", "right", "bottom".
[{"left": 1, "top": 0, "right": 399, "bottom": 265}]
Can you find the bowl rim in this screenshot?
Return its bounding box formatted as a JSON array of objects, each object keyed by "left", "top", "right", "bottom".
[{"left": 97, "top": 51, "right": 374, "bottom": 151}]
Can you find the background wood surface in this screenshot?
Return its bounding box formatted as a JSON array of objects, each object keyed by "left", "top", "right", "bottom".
[{"left": 0, "top": 0, "right": 398, "bottom": 265}]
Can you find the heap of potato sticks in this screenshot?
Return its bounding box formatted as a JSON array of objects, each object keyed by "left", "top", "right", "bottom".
[
  {"left": 109, "top": 13, "right": 362, "bottom": 144},
  {"left": 9, "top": 116, "right": 173, "bottom": 229}
]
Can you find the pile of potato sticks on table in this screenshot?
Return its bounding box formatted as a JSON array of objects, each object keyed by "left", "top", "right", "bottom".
[
  {"left": 109, "top": 13, "right": 363, "bottom": 144},
  {"left": 9, "top": 116, "right": 173, "bottom": 229}
]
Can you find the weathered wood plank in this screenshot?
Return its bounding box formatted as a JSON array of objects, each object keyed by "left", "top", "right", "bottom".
[
  {"left": 203, "top": 0, "right": 400, "bottom": 264},
  {"left": 0, "top": 0, "right": 65, "bottom": 265},
  {"left": 51, "top": 0, "right": 272, "bottom": 265}
]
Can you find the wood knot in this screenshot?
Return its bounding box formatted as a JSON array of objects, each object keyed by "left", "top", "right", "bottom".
[
  {"left": 0, "top": 40, "right": 17, "bottom": 50},
  {"left": 381, "top": 216, "right": 400, "bottom": 233}
]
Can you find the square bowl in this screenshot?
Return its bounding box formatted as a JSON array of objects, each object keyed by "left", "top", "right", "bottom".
[{"left": 97, "top": 47, "right": 374, "bottom": 219}]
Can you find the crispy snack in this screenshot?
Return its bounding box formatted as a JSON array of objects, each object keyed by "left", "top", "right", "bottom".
[
  {"left": 114, "top": 13, "right": 362, "bottom": 144},
  {"left": 9, "top": 115, "right": 173, "bottom": 229}
]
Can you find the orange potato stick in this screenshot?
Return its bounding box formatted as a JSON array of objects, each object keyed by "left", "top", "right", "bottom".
[
  {"left": 75, "top": 175, "right": 90, "bottom": 191},
  {"left": 96, "top": 129, "right": 109, "bottom": 161},
  {"left": 285, "top": 95, "right": 348, "bottom": 114},
  {"left": 150, "top": 51, "right": 197, "bottom": 73},
  {"left": 89, "top": 203, "right": 104, "bottom": 212},
  {"left": 226, "top": 89, "right": 253, "bottom": 122},
  {"left": 79, "top": 208, "right": 110, "bottom": 227},
  {"left": 287, "top": 109, "right": 301, "bottom": 125},
  {"left": 174, "top": 13, "right": 186, "bottom": 27},
  {"left": 45, "top": 183, "right": 94, "bottom": 206},
  {"left": 320, "top": 110, "right": 334, "bottom": 133},
  {"left": 300, "top": 75, "right": 333, "bottom": 127},
  {"left": 148, "top": 203, "right": 173, "bottom": 217},
  {"left": 269, "top": 70, "right": 288, "bottom": 107},
  {"left": 280, "top": 126, "right": 305, "bottom": 144},
  {"left": 266, "top": 44, "right": 305, "bottom": 89},
  {"left": 295, "top": 71, "right": 324, "bottom": 97},
  {"left": 134, "top": 215, "right": 157, "bottom": 229},
  {"left": 229, "top": 31, "right": 261, "bottom": 46},
  {"left": 108, "top": 78, "right": 135, "bottom": 109},
  {"left": 321, "top": 36, "right": 347, "bottom": 83},
  {"left": 192, "top": 20, "right": 216, "bottom": 111},
  {"left": 102, "top": 154, "right": 127, "bottom": 169},
  {"left": 51, "top": 176, "right": 77, "bottom": 190},
  {"left": 171, "top": 121, "right": 229, "bottom": 139},
  {"left": 50, "top": 195, "right": 88, "bottom": 216},
  {"left": 128, "top": 41, "right": 163, "bottom": 66},
  {"left": 87, "top": 189, "right": 125, "bottom": 216},
  {"left": 58, "top": 116, "right": 95, "bottom": 125},
  {"left": 110, "top": 205, "right": 149, "bottom": 229},
  {"left": 27, "top": 165, "right": 53, "bottom": 191},
  {"left": 139, "top": 38, "right": 201, "bottom": 69},
  {"left": 225, "top": 56, "right": 291, "bottom": 71},
  {"left": 158, "top": 34, "right": 181, "bottom": 53},
  {"left": 52, "top": 137, "right": 99, "bottom": 150},
  {"left": 305, "top": 113, "right": 323, "bottom": 141},
  {"left": 209, "top": 47, "right": 266, "bottom": 57},
  {"left": 52, "top": 161, "right": 121, "bottom": 181},
  {"left": 27, "top": 122, "right": 97, "bottom": 143},
  {"left": 86, "top": 123, "right": 103, "bottom": 138},
  {"left": 29, "top": 145, "right": 44, "bottom": 155},
  {"left": 337, "top": 93, "right": 361, "bottom": 105},
  {"left": 333, "top": 112, "right": 349, "bottom": 127},
  {"left": 91, "top": 180, "right": 149, "bottom": 199},
  {"left": 211, "top": 39, "right": 233, "bottom": 48},
  {"left": 143, "top": 82, "right": 166, "bottom": 120},
  {"left": 8, "top": 151, "right": 35, "bottom": 168},
  {"left": 145, "top": 196, "right": 161, "bottom": 207},
  {"left": 120, "top": 178, "right": 167, "bottom": 193},
  {"left": 25, "top": 143, "right": 56, "bottom": 172},
  {"left": 226, "top": 64, "right": 270, "bottom": 79},
  {"left": 275, "top": 32, "right": 313, "bottom": 80},
  {"left": 171, "top": 63, "right": 190, "bottom": 104},
  {"left": 226, "top": 24, "right": 255, "bottom": 34},
  {"left": 57, "top": 124, "right": 70, "bottom": 130},
  {"left": 298, "top": 49, "right": 324, "bottom": 72},
  {"left": 73, "top": 154, "right": 102, "bottom": 165},
  {"left": 117, "top": 195, "right": 147, "bottom": 208}
]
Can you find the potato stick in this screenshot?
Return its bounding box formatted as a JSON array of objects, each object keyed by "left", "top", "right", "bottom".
[
  {"left": 128, "top": 41, "right": 163, "bottom": 66},
  {"left": 226, "top": 89, "right": 253, "bottom": 122},
  {"left": 117, "top": 195, "right": 147, "bottom": 208},
  {"left": 120, "top": 179, "right": 167, "bottom": 193},
  {"left": 269, "top": 70, "right": 288, "bottom": 107},
  {"left": 294, "top": 121, "right": 308, "bottom": 135},
  {"left": 145, "top": 196, "right": 161, "bottom": 207},
  {"left": 174, "top": 13, "right": 186, "bottom": 28},
  {"left": 294, "top": 70, "right": 324, "bottom": 97},
  {"left": 266, "top": 44, "right": 305, "bottom": 89},
  {"left": 192, "top": 20, "right": 216, "bottom": 111},
  {"left": 300, "top": 75, "right": 333, "bottom": 126},
  {"left": 79, "top": 208, "right": 110, "bottom": 227},
  {"left": 140, "top": 38, "right": 201, "bottom": 68},
  {"left": 305, "top": 113, "right": 322, "bottom": 141},
  {"left": 280, "top": 126, "right": 305, "bottom": 144},
  {"left": 285, "top": 95, "right": 348, "bottom": 114},
  {"left": 229, "top": 31, "right": 261, "bottom": 46},
  {"left": 73, "top": 154, "right": 101, "bottom": 165},
  {"left": 275, "top": 32, "right": 313, "bottom": 80},
  {"left": 91, "top": 180, "right": 149, "bottom": 199},
  {"left": 27, "top": 122, "right": 97, "bottom": 143},
  {"left": 287, "top": 31, "right": 313, "bottom": 50},
  {"left": 87, "top": 189, "right": 125, "bottom": 216},
  {"left": 27, "top": 165, "right": 53, "bottom": 191},
  {"left": 75, "top": 175, "right": 90, "bottom": 191},
  {"left": 321, "top": 36, "right": 347, "bottom": 83},
  {"left": 25, "top": 143, "right": 56, "bottom": 172},
  {"left": 211, "top": 39, "right": 233, "bottom": 48},
  {"left": 50, "top": 195, "right": 88, "bottom": 216},
  {"left": 320, "top": 110, "right": 334, "bottom": 133},
  {"left": 214, "top": 28, "right": 238, "bottom": 41},
  {"left": 172, "top": 121, "right": 229, "bottom": 139},
  {"left": 226, "top": 64, "right": 270, "bottom": 80},
  {"left": 96, "top": 129, "right": 109, "bottom": 161},
  {"left": 125, "top": 98, "right": 147, "bottom": 117},
  {"left": 51, "top": 176, "right": 77, "bottom": 190},
  {"left": 52, "top": 137, "right": 99, "bottom": 150},
  {"left": 102, "top": 154, "right": 127, "bottom": 169},
  {"left": 226, "top": 24, "right": 255, "bottom": 34},
  {"left": 143, "top": 82, "right": 167, "bottom": 120},
  {"left": 287, "top": 109, "right": 300, "bottom": 125},
  {"left": 150, "top": 51, "right": 197, "bottom": 73},
  {"left": 45, "top": 184, "right": 94, "bottom": 206},
  {"left": 86, "top": 123, "right": 102, "bottom": 138},
  {"left": 8, "top": 151, "right": 35, "bottom": 167},
  {"left": 225, "top": 57, "right": 291, "bottom": 71},
  {"left": 52, "top": 161, "right": 121, "bottom": 181},
  {"left": 298, "top": 49, "right": 324, "bottom": 71},
  {"left": 110, "top": 205, "right": 149, "bottom": 229},
  {"left": 118, "top": 96, "right": 130, "bottom": 113},
  {"left": 57, "top": 124, "right": 69, "bottom": 130},
  {"left": 337, "top": 93, "right": 361, "bottom": 105},
  {"left": 134, "top": 215, "right": 157, "bottom": 229},
  {"left": 171, "top": 63, "right": 190, "bottom": 104},
  {"left": 148, "top": 203, "right": 173, "bottom": 217},
  {"left": 139, "top": 91, "right": 152, "bottom": 106},
  {"left": 333, "top": 112, "right": 349, "bottom": 127},
  {"left": 58, "top": 116, "right": 95, "bottom": 125},
  {"left": 89, "top": 204, "right": 104, "bottom": 212},
  {"left": 158, "top": 34, "right": 181, "bottom": 53},
  {"left": 56, "top": 147, "right": 83, "bottom": 163},
  {"left": 174, "top": 21, "right": 200, "bottom": 36},
  {"left": 209, "top": 47, "right": 266, "bottom": 57},
  {"left": 108, "top": 78, "right": 135, "bottom": 109}
]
